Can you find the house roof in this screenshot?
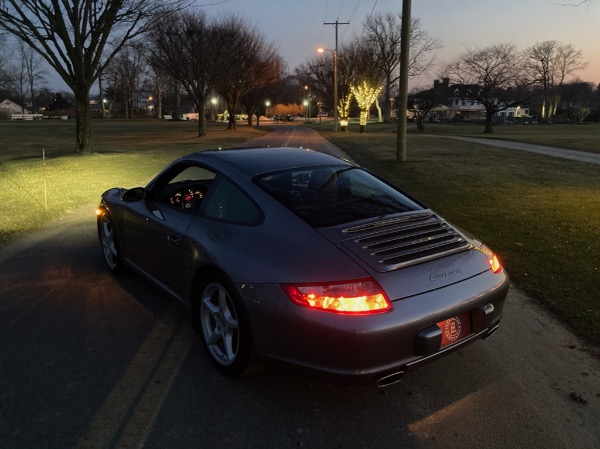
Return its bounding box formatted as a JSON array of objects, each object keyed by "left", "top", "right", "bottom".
[{"left": 0, "top": 99, "right": 31, "bottom": 114}]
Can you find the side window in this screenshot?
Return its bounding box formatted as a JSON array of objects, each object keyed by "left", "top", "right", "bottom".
[
  {"left": 204, "top": 177, "right": 262, "bottom": 225},
  {"left": 154, "top": 164, "right": 216, "bottom": 211}
]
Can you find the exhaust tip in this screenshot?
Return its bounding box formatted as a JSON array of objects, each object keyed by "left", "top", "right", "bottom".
[
  {"left": 482, "top": 323, "right": 500, "bottom": 340},
  {"left": 376, "top": 371, "right": 405, "bottom": 387}
]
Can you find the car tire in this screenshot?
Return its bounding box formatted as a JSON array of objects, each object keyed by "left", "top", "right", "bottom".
[
  {"left": 197, "top": 275, "right": 260, "bottom": 377},
  {"left": 98, "top": 212, "right": 124, "bottom": 274}
]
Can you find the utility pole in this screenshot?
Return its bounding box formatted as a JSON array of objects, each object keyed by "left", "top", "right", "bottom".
[
  {"left": 324, "top": 19, "right": 349, "bottom": 132},
  {"left": 396, "top": 0, "right": 411, "bottom": 161}
]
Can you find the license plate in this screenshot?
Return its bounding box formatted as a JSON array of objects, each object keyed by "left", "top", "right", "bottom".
[{"left": 437, "top": 312, "right": 472, "bottom": 349}]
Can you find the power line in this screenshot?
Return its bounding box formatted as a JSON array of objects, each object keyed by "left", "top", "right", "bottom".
[
  {"left": 348, "top": 0, "right": 362, "bottom": 25},
  {"left": 359, "top": 0, "right": 378, "bottom": 38}
]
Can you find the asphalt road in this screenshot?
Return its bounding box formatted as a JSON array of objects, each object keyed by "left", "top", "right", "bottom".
[{"left": 1, "top": 126, "right": 599, "bottom": 449}]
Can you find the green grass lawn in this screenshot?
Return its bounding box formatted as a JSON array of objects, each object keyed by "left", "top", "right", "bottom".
[
  {"left": 0, "top": 120, "right": 265, "bottom": 245},
  {"left": 1, "top": 118, "right": 598, "bottom": 350}
]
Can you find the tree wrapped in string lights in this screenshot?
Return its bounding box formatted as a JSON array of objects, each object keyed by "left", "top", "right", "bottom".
[
  {"left": 351, "top": 81, "right": 382, "bottom": 133},
  {"left": 338, "top": 93, "right": 353, "bottom": 131}
]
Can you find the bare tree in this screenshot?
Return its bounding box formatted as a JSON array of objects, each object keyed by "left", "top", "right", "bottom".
[
  {"left": 524, "top": 40, "right": 587, "bottom": 121},
  {"left": 16, "top": 40, "right": 46, "bottom": 113},
  {"left": 446, "top": 42, "right": 526, "bottom": 133},
  {"left": 364, "top": 12, "right": 441, "bottom": 122},
  {"left": 407, "top": 87, "right": 436, "bottom": 131},
  {"left": 0, "top": 0, "right": 184, "bottom": 153},
  {"left": 0, "top": 35, "right": 16, "bottom": 94},
  {"left": 107, "top": 45, "right": 149, "bottom": 118},
  {"left": 240, "top": 75, "right": 285, "bottom": 128},
  {"left": 295, "top": 55, "right": 338, "bottom": 116},
  {"left": 148, "top": 11, "right": 228, "bottom": 136},
  {"left": 146, "top": 64, "right": 169, "bottom": 119},
  {"left": 213, "top": 15, "right": 282, "bottom": 131}
]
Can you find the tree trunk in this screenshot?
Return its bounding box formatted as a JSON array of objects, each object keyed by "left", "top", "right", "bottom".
[
  {"left": 383, "top": 73, "right": 392, "bottom": 122},
  {"left": 197, "top": 112, "right": 207, "bottom": 137},
  {"left": 75, "top": 92, "right": 93, "bottom": 154},
  {"left": 228, "top": 114, "right": 237, "bottom": 130},
  {"left": 189, "top": 96, "right": 207, "bottom": 136},
  {"left": 375, "top": 98, "right": 383, "bottom": 122},
  {"left": 484, "top": 111, "right": 494, "bottom": 133}
]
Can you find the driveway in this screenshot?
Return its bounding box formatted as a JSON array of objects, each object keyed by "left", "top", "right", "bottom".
[{"left": 1, "top": 126, "right": 599, "bottom": 449}]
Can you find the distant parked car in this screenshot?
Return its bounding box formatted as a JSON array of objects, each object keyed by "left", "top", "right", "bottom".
[{"left": 97, "top": 147, "right": 509, "bottom": 386}]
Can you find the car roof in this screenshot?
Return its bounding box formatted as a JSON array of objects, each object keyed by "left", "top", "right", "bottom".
[{"left": 186, "top": 147, "right": 353, "bottom": 176}]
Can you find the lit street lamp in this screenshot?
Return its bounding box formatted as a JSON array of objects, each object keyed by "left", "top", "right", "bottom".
[
  {"left": 211, "top": 97, "right": 218, "bottom": 121},
  {"left": 317, "top": 47, "right": 338, "bottom": 132}
]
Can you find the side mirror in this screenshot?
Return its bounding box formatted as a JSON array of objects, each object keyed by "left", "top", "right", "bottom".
[{"left": 121, "top": 187, "right": 145, "bottom": 202}]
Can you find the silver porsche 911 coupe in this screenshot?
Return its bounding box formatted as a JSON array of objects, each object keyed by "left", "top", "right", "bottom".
[{"left": 97, "top": 147, "right": 509, "bottom": 386}]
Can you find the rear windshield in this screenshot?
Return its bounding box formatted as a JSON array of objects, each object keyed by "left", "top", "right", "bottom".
[{"left": 254, "top": 166, "right": 423, "bottom": 227}]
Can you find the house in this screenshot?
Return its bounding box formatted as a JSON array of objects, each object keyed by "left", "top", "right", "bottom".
[
  {"left": 0, "top": 99, "right": 42, "bottom": 120},
  {"left": 0, "top": 99, "right": 29, "bottom": 116},
  {"left": 495, "top": 105, "right": 531, "bottom": 123},
  {"left": 426, "top": 79, "right": 528, "bottom": 123},
  {"left": 428, "top": 79, "right": 486, "bottom": 122}
]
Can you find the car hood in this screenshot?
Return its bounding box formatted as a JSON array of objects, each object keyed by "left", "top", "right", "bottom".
[{"left": 317, "top": 211, "right": 494, "bottom": 299}]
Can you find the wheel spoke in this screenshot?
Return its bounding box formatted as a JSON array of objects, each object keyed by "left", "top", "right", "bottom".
[
  {"left": 207, "top": 329, "right": 222, "bottom": 346},
  {"left": 218, "top": 288, "right": 230, "bottom": 314},
  {"left": 202, "top": 296, "right": 221, "bottom": 317},
  {"left": 223, "top": 332, "right": 236, "bottom": 360},
  {"left": 225, "top": 314, "right": 238, "bottom": 330}
]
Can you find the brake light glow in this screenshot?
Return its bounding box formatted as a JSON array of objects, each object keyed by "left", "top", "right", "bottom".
[
  {"left": 282, "top": 279, "right": 391, "bottom": 314},
  {"left": 475, "top": 244, "right": 503, "bottom": 275},
  {"left": 488, "top": 254, "right": 502, "bottom": 274}
]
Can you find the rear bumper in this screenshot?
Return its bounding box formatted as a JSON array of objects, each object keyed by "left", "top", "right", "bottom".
[{"left": 241, "top": 269, "right": 509, "bottom": 386}]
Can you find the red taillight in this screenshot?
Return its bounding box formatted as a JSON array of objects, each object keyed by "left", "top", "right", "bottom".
[
  {"left": 488, "top": 254, "right": 502, "bottom": 274},
  {"left": 475, "top": 244, "right": 503, "bottom": 275},
  {"left": 282, "top": 279, "right": 392, "bottom": 314}
]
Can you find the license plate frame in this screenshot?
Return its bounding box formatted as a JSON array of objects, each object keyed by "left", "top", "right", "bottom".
[{"left": 437, "top": 312, "right": 472, "bottom": 349}]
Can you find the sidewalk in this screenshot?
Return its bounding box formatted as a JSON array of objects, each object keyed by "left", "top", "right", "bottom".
[{"left": 445, "top": 136, "right": 600, "bottom": 165}]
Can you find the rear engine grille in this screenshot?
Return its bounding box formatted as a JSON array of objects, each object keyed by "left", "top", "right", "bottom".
[{"left": 343, "top": 212, "right": 470, "bottom": 271}]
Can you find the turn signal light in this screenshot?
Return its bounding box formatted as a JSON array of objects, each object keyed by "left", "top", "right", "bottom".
[
  {"left": 282, "top": 279, "right": 392, "bottom": 314},
  {"left": 488, "top": 254, "right": 502, "bottom": 274}
]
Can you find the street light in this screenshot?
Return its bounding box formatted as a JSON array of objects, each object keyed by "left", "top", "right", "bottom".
[
  {"left": 317, "top": 47, "right": 338, "bottom": 132},
  {"left": 211, "top": 97, "right": 218, "bottom": 121},
  {"left": 303, "top": 85, "right": 309, "bottom": 119}
]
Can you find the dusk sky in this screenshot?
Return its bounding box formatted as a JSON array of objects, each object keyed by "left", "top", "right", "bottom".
[
  {"left": 49, "top": 0, "right": 599, "bottom": 92},
  {"left": 207, "top": 0, "right": 600, "bottom": 89}
]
